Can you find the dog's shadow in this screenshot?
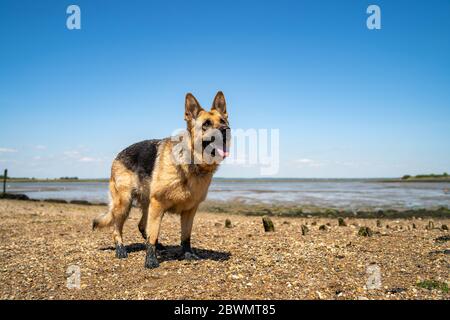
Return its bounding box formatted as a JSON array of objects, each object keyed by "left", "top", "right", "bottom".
[{"left": 100, "top": 243, "right": 231, "bottom": 262}]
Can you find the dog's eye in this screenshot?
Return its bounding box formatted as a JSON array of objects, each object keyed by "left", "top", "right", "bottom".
[
  {"left": 202, "top": 120, "right": 212, "bottom": 130},
  {"left": 220, "top": 119, "right": 227, "bottom": 125}
]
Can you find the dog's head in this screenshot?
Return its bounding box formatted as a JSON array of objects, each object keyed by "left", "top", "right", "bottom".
[{"left": 184, "top": 91, "right": 231, "bottom": 165}]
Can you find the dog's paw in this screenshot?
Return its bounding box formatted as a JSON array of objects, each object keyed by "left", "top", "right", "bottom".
[
  {"left": 115, "top": 244, "right": 128, "bottom": 259},
  {"left": 144, "top": 245, "right": 160, "bottom": 269},
  {"left": 144, "top": 257, "right": 159, "bottom": 269},
  {"left": 184, "top": 252, "right": 200, "bottom": 261}
]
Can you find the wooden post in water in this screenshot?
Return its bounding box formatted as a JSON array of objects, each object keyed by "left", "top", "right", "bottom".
[{"left": 3, "top": 169, "right": 7, "bottom": 194}]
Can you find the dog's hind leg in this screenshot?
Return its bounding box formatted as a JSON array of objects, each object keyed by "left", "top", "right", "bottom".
[
  {"left": 93, "top": 179, "right": 132, "bottom": 258},
  {"left": 111, "top": 198, "right": 132, "bottom": 259},
  {"left": 109, "top": 174, "right": 134, "bottom": 259},
  {"left": 138, "top": 197, "right": 149, "bottom": 240}
]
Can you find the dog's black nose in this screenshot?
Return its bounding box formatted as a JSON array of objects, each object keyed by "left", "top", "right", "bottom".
[{"left": 220, "top": 126, "right": 230, "bottom": 136}]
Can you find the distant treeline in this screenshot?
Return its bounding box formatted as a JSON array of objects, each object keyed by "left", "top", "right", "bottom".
[
  {"left": 402, "top": 173, "right": 448, "bottom": 180},
  {"left": 0, "top": 175, "right": 29, "bottom": 179},
  {"left": 1, "top": 176, "right": 108, "bottom": 182},
  {"left": 1, "top": 176, "right": 79, "bottom": 180}
]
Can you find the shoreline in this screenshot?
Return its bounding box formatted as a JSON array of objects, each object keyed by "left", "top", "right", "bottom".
[
  {"left": 1, "top": 193, "right": 449, "bottom": 219},
  {"left": 3, "top": 177, "right": 450, "bottom": 183},
  {"left": 200, "top": 201, "right": 450, "bottom": 219}
]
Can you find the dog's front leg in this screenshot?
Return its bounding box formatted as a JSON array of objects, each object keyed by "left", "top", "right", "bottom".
[
  {"left": 144, "top": 198, "right": 164, "bottom": 269},
  {"left": 180, "top": 206, "right": 200, "bottom": 260}
]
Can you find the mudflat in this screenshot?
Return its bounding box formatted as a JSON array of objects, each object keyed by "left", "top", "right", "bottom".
[{"left": 0, "top": 199, "right": 448, "bottom": 300}]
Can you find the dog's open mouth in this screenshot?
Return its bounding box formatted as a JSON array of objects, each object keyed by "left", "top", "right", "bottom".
[
  {"left": 203, "top": 140, "right": 229, "bottom": 159},
  {"left": 202, "top": 129, "right": 230, "bottom": 159}
]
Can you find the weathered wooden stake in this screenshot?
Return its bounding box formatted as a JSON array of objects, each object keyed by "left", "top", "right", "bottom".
[
  {"left": 262, "top": 216, "right": 275, "bottom": 232},
  {"left": 2, "top": 169, "right": 7, "bottom": 194},
  {"left": 358, "top": 226, "right": 373, "bottom": 237},
  {"left": 301, "top": 224, "right": 309, "bottom": 236}
]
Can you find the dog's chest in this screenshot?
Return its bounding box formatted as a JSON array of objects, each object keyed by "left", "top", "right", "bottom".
[
  {"left": 162, "top": 174, "right": 212, "bottom": 211},
  {"left": 183, "top": 175, "right": 211, "bottom": 202}
]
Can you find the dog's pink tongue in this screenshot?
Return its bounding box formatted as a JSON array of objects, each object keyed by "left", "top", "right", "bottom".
[{"left": 217, "top": 148, "right": 229, "bottom": 158}]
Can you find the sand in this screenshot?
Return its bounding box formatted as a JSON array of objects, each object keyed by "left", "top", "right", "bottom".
[{"left": 0, "top": 199, "right": 448, "bottom": 300}]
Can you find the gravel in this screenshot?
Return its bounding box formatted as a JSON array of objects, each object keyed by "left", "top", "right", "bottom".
[{"left": 0, "top": 199, "right": 449, "bottom": 300}]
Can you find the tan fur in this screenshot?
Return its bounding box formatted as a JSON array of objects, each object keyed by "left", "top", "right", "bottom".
[
  {"left": 93, "top": 161, "right": 140, "bottom": 244},
  {"left": 92, "top": 91, "right": 229, "bottom": 263}
]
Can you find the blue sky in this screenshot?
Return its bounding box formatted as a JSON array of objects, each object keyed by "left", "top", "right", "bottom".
[{"left": 1, "top": 0, "right": 449, "bottom": 178}]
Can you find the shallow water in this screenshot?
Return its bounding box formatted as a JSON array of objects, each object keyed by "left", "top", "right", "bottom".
[{"left": 5, "top": 179, "right": 450, "bottom": 209}]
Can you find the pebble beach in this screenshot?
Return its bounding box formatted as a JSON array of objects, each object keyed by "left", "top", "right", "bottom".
[{"left": 0, "top": 199, "right": 448, "bottom": 300}]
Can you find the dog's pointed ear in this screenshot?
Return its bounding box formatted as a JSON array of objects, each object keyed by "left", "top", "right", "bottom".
[
  {"left": 185, "top": 93, "right": 203, "bottom": 122},
  {"left": 211, "top": 91, "right": 227, "bottom": 118}
]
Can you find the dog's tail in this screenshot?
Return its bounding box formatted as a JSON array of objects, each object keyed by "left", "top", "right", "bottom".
[
  {"left": 92, "top": 175, "right": 120, "bottom": 231},
  {"left": 92, "top": 211, "right": 114, "bottom": 230}
]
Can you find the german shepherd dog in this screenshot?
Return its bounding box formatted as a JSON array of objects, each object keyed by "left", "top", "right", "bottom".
[{"left": 92, "top": 92, "right": 230, "bottom": 268}]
